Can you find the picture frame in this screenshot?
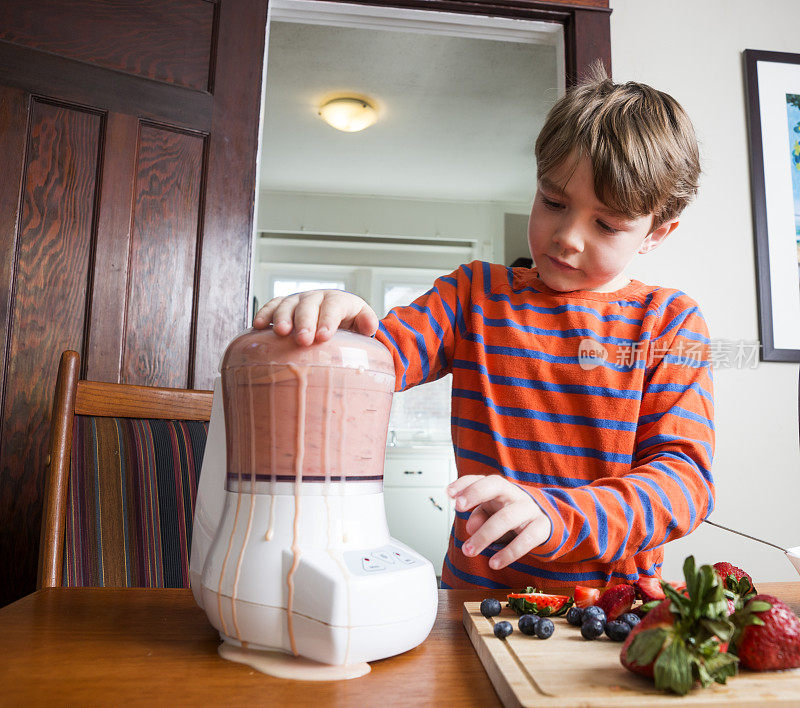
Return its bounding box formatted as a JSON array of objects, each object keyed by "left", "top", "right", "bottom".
[{"left": 744, "top": 49, "right": 800, "bottom": 362}]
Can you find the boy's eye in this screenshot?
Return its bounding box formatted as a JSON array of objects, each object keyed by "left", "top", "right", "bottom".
[
  {"left": 597, "top": 220, "right": 619, "bottom": 234},
  {"left": 542, "top": 196, "right": 564, "bottom": 210}
]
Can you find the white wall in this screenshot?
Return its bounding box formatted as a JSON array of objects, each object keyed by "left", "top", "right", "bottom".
[
  {"left": 611, "top": 0, "right": 800, "bottom": 581},
  {"left": 257, "top": 189, "right": 532, "bottom": 264}
]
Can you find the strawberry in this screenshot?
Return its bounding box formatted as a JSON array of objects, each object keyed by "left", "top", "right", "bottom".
[
  {"left": 635, "top": 577, "right": 666, "bottom": 603},
  {"left": 730, "top": 594, "right": 800, "bottom": 671},
  {"left": 621, "top": 599, "right": 674, "bottom": 677},
  {"left": 620, "top": 556, "right": 738, "bottom": 695},
  {"left": 597, "top": 584, "right": 635, "bottom": 620},
  {"left": 506, "top": 588, "right": 574, "bottom": 617},
  {"left": 573, "top": 585, "right": 601, "bottom": 608},
  {"left": 713, "top": 562, "right": 756, "bottom": 597}
]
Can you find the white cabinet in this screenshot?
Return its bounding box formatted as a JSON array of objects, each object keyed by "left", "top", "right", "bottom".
[{"left": 383, "top": 446, "right": 456, "bottom": 576}]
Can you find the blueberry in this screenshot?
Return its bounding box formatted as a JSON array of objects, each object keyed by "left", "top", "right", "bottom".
[
  {"left": 581, "top": 618, "right": 605, "bottom": 640},
  {"left": 582, "top": 605, "right": 607, "bottom": 625},
  {"left": 494, "top": 620, "right": 513, "bottom": 639},
  {"left": 535, "top": 617, "right": 555, "bottom": 639},
  {"left": 481, "top": 598, "right": 502, "bottom": 618},
  {"left": 566, "top": 606, "right": 584, "bottom": 626},
  {"left": 605, "top": 620, "right": 631, "bottom": 642},
  {"left": 619, "top": 612, "right": 640, "bottom": 629},
  {"left": 518, "top": 613, "right": 539, "bottom": 636}
]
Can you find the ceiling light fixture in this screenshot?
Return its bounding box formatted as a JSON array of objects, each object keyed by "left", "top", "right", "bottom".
[{"left": 318, "top": 97, "right": 378, "bottom": 132}]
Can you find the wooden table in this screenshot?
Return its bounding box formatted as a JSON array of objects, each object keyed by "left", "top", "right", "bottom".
[{"left": 2, "top": 583, "right": 799, "bottom": 706}]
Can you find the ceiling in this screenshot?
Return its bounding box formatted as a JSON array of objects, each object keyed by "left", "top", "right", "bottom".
[{"left": 259, "top": 18, "right": 561, "bottom": 203}]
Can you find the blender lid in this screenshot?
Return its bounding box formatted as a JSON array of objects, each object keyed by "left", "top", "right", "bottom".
[{"left": 220, "top": 327, "right": 394, "bottom": 376}]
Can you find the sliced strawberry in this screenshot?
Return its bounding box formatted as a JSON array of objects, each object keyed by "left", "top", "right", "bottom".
[
  {"left": 634, "top": 577, "right": 665, "bottom": 603},
  {"left": 506, "top": 590, "right": 573, "bottom": 617},
  {"left": 573, "top": 585, "right": 601, "bottom": 608},
  {"left": 597, "top": 584, "right": 635, "bottom": 620}
]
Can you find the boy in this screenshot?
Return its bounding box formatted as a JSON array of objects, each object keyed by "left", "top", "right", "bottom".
[{"left": 253, "top": 68, "right": 713, "bottom": 591}]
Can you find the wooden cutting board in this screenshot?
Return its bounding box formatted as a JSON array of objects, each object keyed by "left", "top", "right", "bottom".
[{"left": 463, "top": 602, "right": 800, "bottom": 707}]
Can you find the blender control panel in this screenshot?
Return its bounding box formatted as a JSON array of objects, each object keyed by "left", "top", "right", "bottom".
[{"left": 343, "top": 545, "right": 423, "bottom": 576}]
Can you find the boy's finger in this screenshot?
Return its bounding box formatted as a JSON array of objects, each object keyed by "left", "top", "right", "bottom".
[
  {"left": 465, "top": 505, "right": 490, "bottom": 536},
  {"left": 352, "top": 305, "right": 379, "bottom": 336},
  {"left": 446, "top": 475, "right": 485, "bottom": 498},
  {"left": 315, "top": 293, "right": 359, "bottom": 342},
  {"left": 462, "top": 503, "right": 529, "bottom": 558},
  {"left": 292, "top": 292, "right": 325, "bottom": 345},
  {"left": 253, "top": 299, "right": 280, "bottom": 329},
  {"left": 271, "top": 296, "right": 300, "bottom": 335},
  {"left": 487, "top": 515, "right": 552, "bottom": 570},
  {"left": 339, "top": 303, "right": 379, "bottom": 336},
  {"left": 453, "top": 475, "right": 516, "bottom": 512}
]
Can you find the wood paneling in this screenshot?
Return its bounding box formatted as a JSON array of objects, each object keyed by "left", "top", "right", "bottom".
[
  {"left": 193, "top": 0, "right": 266, "bottom": 389},
  {"left": 0, "top": 0, "right": 265, "bottom": 609},
  {"left": 123, "top": 124, "right": 206, "bottom": 388},
  {"left": 0, "top": 0, "right": 217, "bottom": 92},
  {"left": 566, "top": 7, "right": 612, "bottom": 84},
  {"left": 0, "top": 99, "right": 102, "bottom": 606},
  {"left": 84, "top": 113, "right": 139, "bottom": 382},
  {"left": 0, "top": 87, "right": 29, "bottom": 422},
  {"left": 0, "top": 41, "right": 213, "bottom": 133}
]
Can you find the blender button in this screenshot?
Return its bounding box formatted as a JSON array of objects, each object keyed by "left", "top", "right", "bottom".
[
  {"left": 362, "top": 557, "right": 385, "bottom": 572},
  {"left": 376, "top": 551, "right": 395, "bottom": 564}
]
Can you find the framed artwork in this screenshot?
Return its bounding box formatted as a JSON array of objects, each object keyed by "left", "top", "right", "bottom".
[{"left": 744, "top": 49, "right": 800, "bottom": 362}]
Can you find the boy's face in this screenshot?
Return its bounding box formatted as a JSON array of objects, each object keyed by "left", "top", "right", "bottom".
[{"left": 527, "top": 154, "right": 678, "bottom": 293}]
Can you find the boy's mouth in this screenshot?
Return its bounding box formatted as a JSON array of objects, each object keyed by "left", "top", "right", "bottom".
[{"left": 548, "top": 256, "right": 579, "bottom": 271}]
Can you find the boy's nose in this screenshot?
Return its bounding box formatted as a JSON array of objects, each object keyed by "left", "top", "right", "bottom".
[{"left": 553, "top": 223, "right": 585, "bottom": 253}]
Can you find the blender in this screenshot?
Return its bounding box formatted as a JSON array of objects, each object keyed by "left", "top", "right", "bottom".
[{"left": 189, "top": 329, "right": 438, "bottom": 667}]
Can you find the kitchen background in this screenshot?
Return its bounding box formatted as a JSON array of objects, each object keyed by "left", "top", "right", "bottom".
[{"left": 253, "top": 0, "right": 800, "bottom": 582}]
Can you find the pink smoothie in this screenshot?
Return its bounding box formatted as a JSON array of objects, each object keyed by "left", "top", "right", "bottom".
[{"left": 220, "top": 329, "right": 396, "bottom": 486}]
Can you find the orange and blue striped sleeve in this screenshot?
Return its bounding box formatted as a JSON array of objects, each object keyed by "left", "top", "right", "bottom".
[
  {"left": 375, "top": 263, "right": 472, "bottom": 391},
  {"left": 524, "top": 299, "right": 715, "bottom": 563}
]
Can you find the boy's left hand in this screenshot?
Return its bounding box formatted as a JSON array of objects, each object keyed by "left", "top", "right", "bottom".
[{"left": 446, "top": 475, "right": 552, "bottom": 570}]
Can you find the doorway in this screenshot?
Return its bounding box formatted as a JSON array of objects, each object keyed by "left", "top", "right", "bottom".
[{"left": 251, "top": 0, "right": 566, "bottom": 570}]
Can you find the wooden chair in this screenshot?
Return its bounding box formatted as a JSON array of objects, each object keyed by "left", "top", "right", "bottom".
[{"left": 38, "top": 350, "right": 213, "bottom": 589}]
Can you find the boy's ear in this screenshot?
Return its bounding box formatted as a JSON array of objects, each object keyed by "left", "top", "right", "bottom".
[{"left": 638, "top": 218, "right": 679, "bottom": 254}]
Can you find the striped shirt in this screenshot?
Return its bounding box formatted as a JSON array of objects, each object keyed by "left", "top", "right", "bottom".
[{"left": 374, "top": 261, "right": 714, "bottom": 590}]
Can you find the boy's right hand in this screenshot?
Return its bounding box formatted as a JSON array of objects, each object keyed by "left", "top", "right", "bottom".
[{"left": 252, "top": 289, "right": 379, "bottom": 346}]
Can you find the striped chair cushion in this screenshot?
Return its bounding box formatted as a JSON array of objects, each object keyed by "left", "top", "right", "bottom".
[{"left": 63, "top": 416, "right": 208, "bottom": 587}]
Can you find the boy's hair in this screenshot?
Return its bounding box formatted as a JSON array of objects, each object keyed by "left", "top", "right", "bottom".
[{"left": 535, "top": 63, "right": 700, "bottom": 229}]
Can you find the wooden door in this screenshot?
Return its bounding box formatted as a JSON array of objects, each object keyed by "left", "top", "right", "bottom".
[{"left": 0, "top": 0, "right": 268, "bottom": 606}]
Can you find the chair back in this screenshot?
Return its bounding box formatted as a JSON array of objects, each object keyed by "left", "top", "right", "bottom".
[{"left": 39, "top": 351, "right": 213, "bottom": 588}]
